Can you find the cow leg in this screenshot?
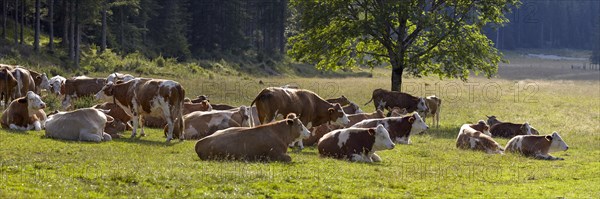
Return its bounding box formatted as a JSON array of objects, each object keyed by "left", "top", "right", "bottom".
[
  {"left": 349, "top": 154, "right": 364, "bottom": 162},
  {"left": 61, "top": 95, "right": 71, "bottom": 110},
  {"left": 131, "top": 113, "right": 139, "bottom": 138},
  {"left": 165, "top": 117, "right": 174, "bottom": 142},
  {"left": 102, "top": 133, "right": 113, "bottom": 141},
  {"left": 370, "top": 153, "right": 382, "bottom": 162},
  {"left": 268, "top": 150, "right": 291, "bottom": 162},
  {"left": 139, "top": 115, "right": 146, "bottom": 137},
  {"left": 79, "top": 129, "right": 102, "bottom": 142}
]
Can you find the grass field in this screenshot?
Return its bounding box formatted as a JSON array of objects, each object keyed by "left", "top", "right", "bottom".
[{"left": 1, "top": 56, "right": 599, "bottom": 198}]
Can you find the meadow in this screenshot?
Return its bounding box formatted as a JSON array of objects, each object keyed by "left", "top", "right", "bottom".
[{"left": 1, "top": 56, "right": 599, "bottom": 198}]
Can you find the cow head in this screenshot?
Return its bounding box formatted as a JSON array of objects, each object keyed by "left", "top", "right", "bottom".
[
  {"left": 238, "top": 105, "right": 251, "bottom": 127},
  {"left": 417, "top": 97, "right": 428, "bottom": 112},
  {"left": 407, "top": 112, "right": 428, "bottom": 135},
  {"left": 476, "top": 120, "right": 492, "bottom": 136},
  {"left": 201, "top": 100, "right": 212, "bottom": 111},
  {"left": 285, "top": 113, "right": 311, "bottom": 141},
  {"left": 371, "top": 124, "right": 395, "bottom": 150},
  {"left": 486, "top": 115, "right": 502, "bottom": 126},
  {"left": 19, "top": 91, "right": 46, "bottom": 110},
  {"left": 329, "top": 103, "right": 350, "bottom": 125},
  {"left": 95, "top": 82, "right": 115, "bottom": 101},
  {"left": 547, "top": 132, "right": 569, "bottom": 153},
  {"left": 520, "top": 122, "right": 533, "bottom": 135},
  {"left": 350, "top": 102, "right": 363, "bottom": 114}
]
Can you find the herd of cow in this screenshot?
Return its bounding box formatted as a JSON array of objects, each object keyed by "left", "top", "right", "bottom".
[{"left": 0, "top": 64, "right": 569, "bottom": 163}]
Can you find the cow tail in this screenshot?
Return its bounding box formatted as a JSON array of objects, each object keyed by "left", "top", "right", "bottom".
[
  {"left": 176, "top": 85, "right": 185, "bottom": 139},
  {"left": 363, "top": 96, "right": 373, "bottom": 106},
  {"left": 15, "top": 70, "right": 22, "bottom": 97}
]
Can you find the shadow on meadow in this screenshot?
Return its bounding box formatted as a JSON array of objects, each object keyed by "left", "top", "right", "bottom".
[
  {"left": 421, "top": 126, "right": 461, "bottom": 140},
  {"left": 112, "top": 136, "right": 184, "bottom": 146}
]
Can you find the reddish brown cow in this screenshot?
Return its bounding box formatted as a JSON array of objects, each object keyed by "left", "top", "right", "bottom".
[
  {"left": 27, "top": 69, "right": 49, "bottom": 94},
  {"left": 93, "top": 102, "right": 133, "bottom": 130},
  {"left": 95, "top": 78, "right": 185, "bottom": 142},
  {"left": 505, "top": 132, "right": 569, "bottom": 160},
  {"left": 364, "top": 88, "right": 428, "bottom": 113},
  {"left": 0, "top": 67, "right": 18, "bottom": 106},
  {"left": 456, "top": 121, "right": 503, "bottom": 154},
  {"left": 183, "top": 100, "right": 213, "bottom": 114},
  {"left": 61, "top": 77, "right": 107, "bottom": 110},
  {"left": 303, "top": 110, "right": 386, "bottom": 146},
  {"left": 318, "top": 125, "right": 395, "bottom": 162},
  {"left": 195, "top": 113, "right": 310, "bottom": 162},
  {"left": 10, "top": 67, "right": 36, "bottom": 98},
  {"left": 342, "top": 102, "right": 364, "bottom": 114},
  {"left": 420, "top": 95, "right": 441, "bottom": 128},
  {"left": 1, "top": 91, "right": 47, "bottom": 131},
  {"left": 351, "top": 112, "right": 428, "bottom": 144},
  {"left": 175, "top": 106, "right": 252, "bottom": 140}
]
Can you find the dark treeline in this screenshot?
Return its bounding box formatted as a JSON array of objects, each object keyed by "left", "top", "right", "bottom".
[{"left": 0, "top": 0, "right": 598, "bottom": 67}]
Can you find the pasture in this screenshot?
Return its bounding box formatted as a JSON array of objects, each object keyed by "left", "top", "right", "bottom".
[{"left": 1, "top": 57, "right": 599, "bottom": 198}]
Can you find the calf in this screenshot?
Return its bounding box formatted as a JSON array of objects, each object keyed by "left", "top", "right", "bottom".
[
  {"left": 420, "top": 95, "right": 441, "bottom": 128},
  {"left": 0, "top": 91, "right": 47, "bottom": 131},
  {"left": 342, "top": 102, "right": 364, "bottom": 114},
  {"left": 177, "top": 106, "right": 252, "bottom": 139},
  {"left": 490, "top": 122, "right": 539, "bottom": 138},
  {"left": 351, "top": 112, "right": 428, "bottom": 144},
  {"left": 61, "top": 77, "right": 107, "bottom": 110},
  {"left": 505, "top": 132, "right": 569, "bottom": 160},
  {"left": 303, "top": 110, "right": 386, "bottom": 146},
  {"left": 44, "top": 108, "right": 113, "bottom": 142},
  {"left": 95, "top": 78, "right": 185, "bottom": 142},
  {"left": 456, "top": 122, "right": 503, "bottom": 154},
  {"left": 326, "top": 95, "right": 351, "bottom": 106},
  {"left": 195, "top": 113, "right": 310, "bottom": 162},
  {"left": 48, "top": 75, "right": 66, "bottom": 95},
  {"left": 318, "top": 125, "right": 395, "bottom": 162},
  {"left": 364, "top": 88, "right": 428, "bottom": 113}
]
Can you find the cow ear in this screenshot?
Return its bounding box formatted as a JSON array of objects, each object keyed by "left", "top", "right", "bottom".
[
  {"left": 368, "top": 129, "right": 375, "bottom": 136},
  {"left": 545, "top": 135, "right": 553, "bottom": 141},
  {"left": 286, "top": 119, "right": 294, "bottom": 126},
  {"left": 328, "top": 108, "right": 334, "bottom": 114},
  {"left": 17, "top": 98, "right": 27, "bottom": 104},
  {"left": 408, "top": 116, "right": 415, "bottom": 123}
]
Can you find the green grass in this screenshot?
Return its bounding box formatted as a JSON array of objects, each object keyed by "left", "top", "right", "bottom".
[{"left": 1, "top": 65, "right": 599, "bottom": 198}]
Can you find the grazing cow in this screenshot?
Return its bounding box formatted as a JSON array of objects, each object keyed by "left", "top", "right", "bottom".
[
  {"left": 303, "top": 110, "right": 386, "bottom": 146},
  {"left": 61, "top": 77, "right": 107, "bottom": 110},
  {"left": 177, "top": 106, "right": 252, "bottom": 139},
  {"left": 352, "top": 112, "right": 428, "bottom": 144},
  {"left": 490, "top": 122, "right": 539, "bottom": 138},
  {"left": 505, "top": 132, "right": 569, "bottom": 160},
  {"left": 420, "top": 95, "right": 441, "bottom": 127},
  {"left": 318, "top": 124, "right": 395, "bottom": 162},
  {"left": 27, "top": 69, "right": 49, "bottom": 94},
  {"left": 364, "top": 88, "right": 428, "bottom": 113},
  {"left": 93, "top": 102, "right": 133, "bottom": 131},
  {"left": 0, "top": 67, "right": 18, "bottom": 106},
  {"left": 44, "top": 108, "right": 113, "bottom": 142},
  {"left": 456, "top": 121, "right": 503, "bottom": 154},
  {"left": 251, "top": 87, "right": 350, "bottom": 149},
  {"left": 388, "top": 107, "right": 408, "bottom": 117},
  {"left": 10, "top": 67, "right": 36, "bottom": 98},
  {"left": 183, "top": 100, "right": 213, "bottom": 115},
  {"left": 486, "top": 115, "right": 502, "bottom": 127},
  {"left": 195, "top": 113, "right": 310, "bottom": 162},
  {"left": 1, "top": 91, "right": 47, "bottom": 131},
  {"left": 48, "top": 75, "right": 66, "bottom": 95},
  {"left": 95, "top": 78, "right": 185, "bottom": 142},
  {"left": 107, "top": 73, "right": 135, "bottom": 83},
  {"left": 326, "top": 95, "right": 351, "bottom": 106},
  {"left": 342, "top": 102, "right": 364, "bottom": 114}
]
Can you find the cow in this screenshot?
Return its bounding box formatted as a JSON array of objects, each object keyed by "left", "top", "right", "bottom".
[
  {"left": 326, "top": 95, "right": 351, "bottom": 106},
  {"left": 189, "top": 95, "right": 209, "bottom": 103},
  {"left": 456, "top": 121, "right": 504, "bottom": 154},
  {"left": 318, "top": 124, "right": 395, "bottom": 162},
  {"left": 303, "top": 110, "right": 386, "bottom": 146},
  {"left": 485, "top": 115, "right": 502, "bottom": 127},
  {"left": 209, "top": 103, "right": 236, "bottom": 110},
  {"left": 93, "top": 102, "right": 133, "bottom": 131},
  {"left": 10, "top": 67, "right": 36, "bottom": 98},
  {"left": 95, "top": 78, "right": 185, "bottom": 142},
  {"left": 251, "top": 87, "right": 350, "bottom": 149},
  {"left": 27, "top": 69, "right": 49, "bottom": 94},
  {"left": 420, "top": 95, "right": 441, "bottom": 128},
  {"left": 505, "top": 132, "right": 569, "bottom": 160},
  {"left": 364, "top": 88, "right": 428, "bottom": 113},
  {"left": 183, "top": 100, "right": 213, "bottom": 115},
  {"left": 107, "top": 73, "right": 135, "bottom": 83},
  {"left": 0, "top": 67, "right": 18, "bottom": 106},
  {"left": 61, "top": 77, "right": 107, "bottom": 110},
  {"left": 140, "top": 101, "right": 213, "bottom": 128},
  {"left": 351, "top": 112, "right": 428, "bottom": 144},
  {"left": 1, "top": 91, "right": 47, "bottom": 131},
  {"left": 342, "top": 102, "right": 364, "bottom": 114},
  {"left": 490, "top": 122, "right": 539, "bottom": 138},
  {"left": 48, "top": 75, "right": 66, "bottom": 95},
  {"left": 388, "top": 107, "right": 408, "bottom": 117},
  {"left": 176, "top": 106, "right": 252, "bottom": 140},
  {"left": 195, "top": 113, "right": 310, "bottom": 162},
  {"left": 44, "top": 108, "right": 113, "bottom": 142}
]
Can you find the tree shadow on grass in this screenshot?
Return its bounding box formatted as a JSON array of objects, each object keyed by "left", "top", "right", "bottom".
[
  {"left": 419, "top": 125, "right": 461, "bottom": 140},
  {"left": 112, "top": 136, "right": 184, "bottom": 146}
]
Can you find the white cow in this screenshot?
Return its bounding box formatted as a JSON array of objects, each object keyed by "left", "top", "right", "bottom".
[{"left": 44, "top": 108, "right": 114, "bottom": 142}]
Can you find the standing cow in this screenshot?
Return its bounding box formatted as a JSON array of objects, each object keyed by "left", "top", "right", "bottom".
[
  {"left": 364, "top": 88, "right": 428, "bottom": 113},
  {"left": 0, "top": 67, "right": 18, "bottom": 106},
  {"left": 95, "top": 78, "right": 185, "bottom": 142},
  {"left": 251, "top": 87, "right": 350, "bottom": 149}
]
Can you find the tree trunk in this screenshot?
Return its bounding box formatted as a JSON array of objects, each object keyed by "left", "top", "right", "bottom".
[
  {"left": 119, "top": 6, "right": 124, "bottom": 51},
  {"left": 390, "top": 56, "right": 404, "bottom": 92},
  {"left": 2, "top": 0, "right": 6, "bottom": 38},
  {"left": 48, "top": 0, "right": 53, "bottom": 52},
  {"left": 100, "top": 7, "right": 106, "bottom": 53},
  {"left": 34, "top": 0, "right": 40, "bottom": 52},
  {"left": 68, "top": 0, "right": 74, "bottom": 61},
  {"left": 74, "top": 0, "right": 79, "bottom": 68},
  {"left": 62, "top": 0, "right": 68, "bottom": 48},
  {"left": 13, "top": 0, "right": 17, "bottom": 45},
  {"left": 19, "top": 0, "right": 23, "bottom": 45}
]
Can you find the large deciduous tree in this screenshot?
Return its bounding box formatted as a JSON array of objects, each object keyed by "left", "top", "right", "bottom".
[{"left": 288, "top": 0, "right": 520, "bottom": 91}]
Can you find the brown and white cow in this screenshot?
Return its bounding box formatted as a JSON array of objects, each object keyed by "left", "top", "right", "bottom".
[
  {"left": 420, "top": 95, "right": 441, "bottom": 128},
  {"left": 364, "top": 88, "right": 428, "bottom": 113},
  {"left": 326, "top": 95, "right": 351, "bottom": 106},
  {"left": 93, "top": 102, "right": 133, "bottom": 131},
  {"left": 183, "top": 100, "right": 213, "bottom": 115},
  {"left": 107, "top": 73, "right": 135, "bottom": 83},
  {"left": 0, "top": 67, "right": 18, "bottom": 106},
  {"left": 351, "top": 112, "right": 428, "bottom": 144},
  {"left": 48, "top": 75, "right": 66, "bottom": 95},
  {"left": 456, "top": 121, "right": 504, "bottom": 154},
  {"left": 27, "top": 69, "right": 49, "bottom": 94},
  {"left": 195, "top": 113, "right": 310, "bottom": 162},
  {"left": 505, "top": 132, "right": 569, "bottom": 160},
  {"left": 1, "top": 91, "right": 46, "bottom": 131},
  {"left": 303, "top": 110, "right": 386, "bottom": 146},
  {"left": 388, "top": 107, "right": 408, "bottom": 117},
  {"left": 342, "top": 102, "right": 364, "bottom": 114},
  {"left": 490, "top": 122, "right": 539, "bottom": 138},
  {"left": 44, "top": 108, "right": 114, "bottom": 142},
  {"left": 251, "top": 87, "right": 350, "bottom": 149},
  {"left": 95, "top": 78, "right": 185, "bottom": 142},
  {"left": 61, "top": 77, "right": 107, "bottom": 110},
  {"left": 177, "top": 106, "right": 252, "bottom": 140},
  {"left": 10, "top": 67, "right": 36, "bottom": 98},
  {"left": 318, "top": 124, "right": 395, "bottom": 162}
]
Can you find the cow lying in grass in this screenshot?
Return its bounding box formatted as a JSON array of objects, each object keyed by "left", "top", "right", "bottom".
[{"left": 505, "top": 132, "right": 569, "bottom": 160}]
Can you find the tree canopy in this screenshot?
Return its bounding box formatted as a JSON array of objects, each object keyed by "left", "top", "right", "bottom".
[{"left": 288, "top": 0, "right": 520, "bottom": 91}]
